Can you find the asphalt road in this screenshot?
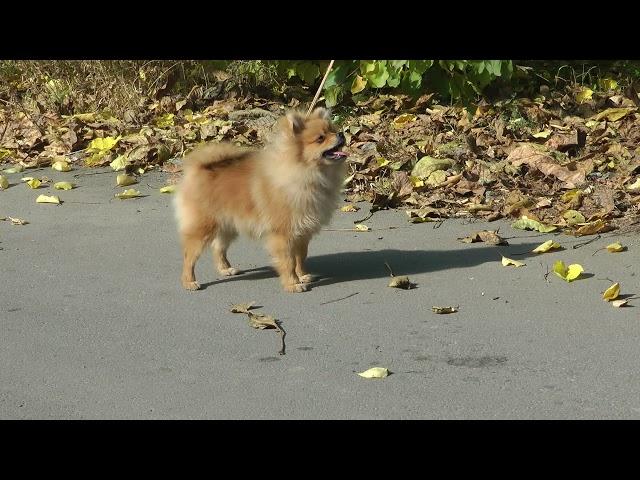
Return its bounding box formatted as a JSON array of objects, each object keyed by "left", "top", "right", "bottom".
[{"left": 1, "top": 166, "right": 638, "bottom": 419}]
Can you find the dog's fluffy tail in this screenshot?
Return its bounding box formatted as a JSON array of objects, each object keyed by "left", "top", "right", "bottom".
[{"left": 183, "top": 143, "right": 251, "bottom": 170}]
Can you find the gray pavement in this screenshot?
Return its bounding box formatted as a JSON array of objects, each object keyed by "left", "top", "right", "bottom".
[{"left": 1, "top": 166, "right": 639, "bottom": 419}]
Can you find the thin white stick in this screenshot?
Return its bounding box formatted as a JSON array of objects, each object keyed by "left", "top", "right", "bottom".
[{"left": 306, "top": 60, "right": 335, "bottom": 116}]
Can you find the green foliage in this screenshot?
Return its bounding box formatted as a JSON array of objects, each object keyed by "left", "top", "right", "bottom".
[{"left": 264, "top": 60, "right": 512, "bottom": 106}]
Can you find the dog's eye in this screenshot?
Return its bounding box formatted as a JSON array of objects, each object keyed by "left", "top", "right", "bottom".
[{"left": 316, "top": 135, "right": 325, "bottom": 143}]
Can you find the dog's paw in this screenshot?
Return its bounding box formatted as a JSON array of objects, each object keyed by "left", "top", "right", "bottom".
[
  {"left": 219, "top": 267, "right": 240, "bottom": 276},
  {"left": 298, "top": 273, "right": 315, "bottom": 284},
  {"left": 284, "top": 283, "right": 309, "bottom": 293},
  {"left": 182, "top": 281, "right": 201, "bottom": 291}
]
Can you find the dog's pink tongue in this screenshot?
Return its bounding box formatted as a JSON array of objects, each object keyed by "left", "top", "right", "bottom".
[{"left": 334, "top": 151, "right": 348, "bottom": 157}]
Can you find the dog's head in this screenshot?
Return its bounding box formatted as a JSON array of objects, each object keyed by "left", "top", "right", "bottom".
[{"left": 275, "top": 107, "right": 348, "bottom": 166}]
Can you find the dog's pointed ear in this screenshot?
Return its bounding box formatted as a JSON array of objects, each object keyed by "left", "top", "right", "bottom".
[
  {"left": 279, "top": 111, "right": 305, "bottom": 135},
  {"left": 310, "top": 107, "right": 331, "bottom": 121}
]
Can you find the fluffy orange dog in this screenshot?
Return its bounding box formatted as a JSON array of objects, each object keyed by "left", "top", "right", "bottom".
[{"left": 174, "top": 107, "right": 348, "bottom": 293}]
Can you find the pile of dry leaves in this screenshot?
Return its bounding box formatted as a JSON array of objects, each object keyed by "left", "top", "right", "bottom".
[{"left": 1, "top": 80, "right": 639, "bottom": 235}]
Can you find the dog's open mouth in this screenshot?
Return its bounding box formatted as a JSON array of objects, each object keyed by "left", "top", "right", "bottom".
[{"left": 322, "top": 145, "right": 348, "bottom": 161}]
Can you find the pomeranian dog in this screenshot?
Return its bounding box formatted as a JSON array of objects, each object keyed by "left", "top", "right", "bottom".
[{"left": 174, "top": 107, "right": 348, "bottom": 293}]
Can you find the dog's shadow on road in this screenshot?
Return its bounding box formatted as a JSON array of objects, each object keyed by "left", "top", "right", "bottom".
[{"left": 200, "top": 243, "right": 543, "bottom": 289}]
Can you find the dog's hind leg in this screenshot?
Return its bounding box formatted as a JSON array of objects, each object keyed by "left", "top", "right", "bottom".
[{"left": 211, "top": 228, "right": 240, "bottom": 276}]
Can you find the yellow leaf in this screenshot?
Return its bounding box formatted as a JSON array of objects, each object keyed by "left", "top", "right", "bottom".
[
  {"left": 109, "top": 155, "right": 128, "bottom": 171},
  {"left": 54, "top": 181, "right": 75, "bottom": 190},
  {"left": 606, "top": 242, "right": 625, "bottom": 253},
  {"left": 26, "top": 179, "right": 42, "bottom": 189},
  {"left": 592, "top": 107, "right": 636, "bottom": 122},
  {"left": 599, "top": 78, "right": 618, "bottom": 91},
  {"left": 426, "top": 170, "right": 448, "bottom": 186},
  {"left": 501, "top": 256, "right": 526, "bottom": 267},
  {"left": 0, "top": 148, "right": 12, "bottom": 160},
  {"left": 340, "top": 204, "right": 360, "bottom": 212},
  {"left": 512, "top": 215, "right": 557, "bottom": 233},
  {"left": 115, "top": 189, "right": 141, "bottom": 199},
  {"left": 354, "top": 224, "right": 371, "bottom": 231},
  {"left": 84, "top": 151, "right": 109, "bottom": 167},
  {"left": 563, "top": 209, "right": 586, "bottom": 226},
  {"left": 627, "top": 178, "right": 640, "bottom": 191},
  {"left": 409, "top": 175, "right": 424, "bottom": 188},
  {"left": 532, "top": 240, "right": 561, "bottom": 253},
  {"left": 575, "top": 219, "right": 607, "bottom": 236},
  {"left": 72, "top": 112, "right": 97, "bottom": 122},
  {"left": 136, "top": 167, "right": 145, "bottom": 175},
  {"left": 532, "top": 129, "right": 552, "bottom": 138},
  {"left": 553, "top": 261, "right": 583, "bottom": 282},
  {"left": 392, "top": 114, "right": 417, "bottom": 129},
  {"left": 155, "top": 113, "right": 175, "bottom": 128},
  {"left": 576, "top": 87, "right": 594, "bottom": 104},
  {"left": 3, "top": 165, "right": 24, "bottom": 174},
  {"left": 21, "top": 176, "right": 35, "bottom": 182},
  {"left": 602, "top": 283, "right": 620, "bottom": 301},
  {"left": 376, "top": 157, "right": 390, "bottom": 167},
  {"left": 0, "top": 174, "right": 8, "bottom": 189},
  {"left": 350, "top": 75, "right": 367, "bottom": 94},
  {"left": 357, "top": 367, "right": 390, "bottom": 379},
  {"left": 51, "top": 160, "right": 72, "bottom": 172},
  {"left": 159, "top": 185, "right": 177, "bottom": 194},
  {"left": 36, "top": 194, "right": 60, "bottom": 204},
  {"left": 88, "top": 136, "right": 121, "bottom": 152},
  {"left": 116, "top": 174, "right": 137, "bottom": 186}
]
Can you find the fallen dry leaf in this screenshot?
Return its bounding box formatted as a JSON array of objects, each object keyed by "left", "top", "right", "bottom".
[
  {"left": 611, "top": 299, "right": 628, "bottom": 308},
  {"left": 602, "top": 283, "right": 620, "bottom": 301},
  {"left": 36, "top": 194, "right": 61, "bottom": 204},
  {"left": 357, "top": 367, "right": 390, "bottom": 379},
  {"left": 432, "top": 306, "right": 458, "bottom": 314},
  {"left": 8, "top": 216, "right": 28, "bottom": 225},
  {"left": 512, "top": 215, "right": 557, "bottom": 233},
  {"left": 230, "top": 302, "right": 257, "bottom": 314},
  {"left": 247, "top": 312, "right": 286, "bottom": 355},
  {"left": 114, "top": 189, "right": 141, "bottom": 199},
  {"left": 341, "top": 204, "right": 360, "bottom": 212},
  {"left": 533, "top": 240, "right": 561, "bottom": 253},
  {"left": 627, "top": 178, "right": 640, "bottom": 191},
  {"left": 116, "top": 174, "right": 137, "bottom": 187},
  {"left": 110, "top": 156, "right": 128, "bottom": 171},
  {"left": 501, "top": 256, "right": 526, "bottom": 267},
  {"left": 0, "top": 175, "right": 8, "bottom": 190},
  {"left": 3, "top": 165, "right": 25, "bottom": 174},
  {"left": 606, "top": 242, "right": 625, "bottom": 253},
  {"left": 459, "top": 230, "right": 508, "bottom": 245},
  {"left": 51, "top": 160, "right": 71, "bottom": 172},
  {"left": 159, "top": 185, "right": 176, "bottom": 194},
  {"left": 575, "top": 219, "right": 608, "bottom": 236},
  {"left": 507, "top": 144, "right": 586, "bottom": 188},
  {"left": 54, "top": 181, "right": 75, "bottom": 190},
  {"left": 591, "top": 107, "right": 636, "bottom": 122},
  {"left": 26, "top": 179, "right": 41, "bottom": 189},
  {"left": 354, "top": 224, "right": 371, "bottom": 231},
  {"left": 388, "top": 276, "right": 413, "bottom": 289},
  {"left": 553, "top": 261, "right": 583, "bottom": 282}
]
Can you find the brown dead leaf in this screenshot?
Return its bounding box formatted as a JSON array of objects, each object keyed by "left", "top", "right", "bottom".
[
  {"left": 230, "top": 302, "right": 257, "bottom": 314},
  {"left": 508, "top": 143, "right": 586, "bottom": 188},
  {"left": 459, "top": 230, "right": 508, "bottom": 245}
]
